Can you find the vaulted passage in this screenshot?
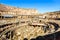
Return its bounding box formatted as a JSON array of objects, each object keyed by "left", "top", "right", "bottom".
[
  {"left": 0, "top": 23, "right": 13, "bottom": 28},
  {"left": 48, "top": 22, "right": 59, "bottom": 31}
]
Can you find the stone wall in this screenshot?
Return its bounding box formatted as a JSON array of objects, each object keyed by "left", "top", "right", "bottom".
[{"left": 0, "top": 4, "right": 38, "bottom": 15}]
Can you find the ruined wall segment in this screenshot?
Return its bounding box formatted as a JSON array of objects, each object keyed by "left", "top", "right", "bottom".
[{"left": 0, "top": 4, "right": 38, "bottom": 16}]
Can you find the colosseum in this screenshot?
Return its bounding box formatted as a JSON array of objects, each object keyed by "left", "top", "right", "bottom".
[{"left": 0, "top": 4, "right": 60, "bottom": 40}]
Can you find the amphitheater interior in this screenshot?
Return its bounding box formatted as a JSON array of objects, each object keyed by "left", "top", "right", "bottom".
[{"left": 0, "top": 4, "right": 60, "bottom": 40}]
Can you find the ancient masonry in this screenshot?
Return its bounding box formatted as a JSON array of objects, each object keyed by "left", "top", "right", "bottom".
[
  {"left": 0, "top": 4, "right": 60, "bottom": 40},
  {"left": 0, "top": 4, "right": 38, "bottom": 15}
]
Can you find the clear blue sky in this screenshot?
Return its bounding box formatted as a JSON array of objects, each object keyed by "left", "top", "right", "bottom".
[{"left": 0, "top": 0, "right": 60, "bottom": 13}]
